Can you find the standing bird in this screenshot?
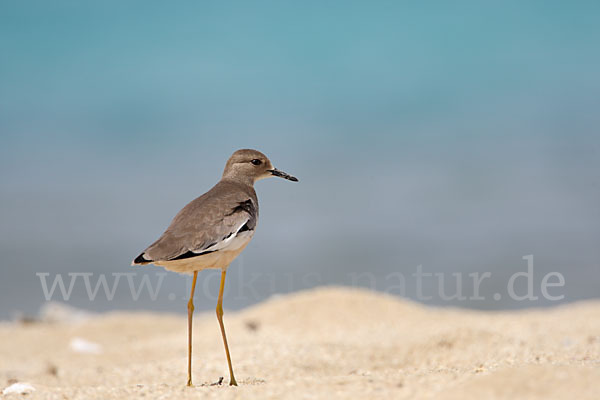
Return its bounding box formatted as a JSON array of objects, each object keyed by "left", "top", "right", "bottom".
[{"left": 131, "top": 149, "right": 298, "bottom": 386}]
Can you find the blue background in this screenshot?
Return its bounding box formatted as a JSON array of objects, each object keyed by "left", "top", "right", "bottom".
[{"left": 1, "top": 1, "right": 599, "bottom": 318}]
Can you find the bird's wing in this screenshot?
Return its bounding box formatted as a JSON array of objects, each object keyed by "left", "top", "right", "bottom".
[{"left": 134, "top": 181, "right": 257, "bottom": 264}]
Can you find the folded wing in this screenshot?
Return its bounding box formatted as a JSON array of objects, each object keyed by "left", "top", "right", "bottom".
[{"left": 132, "top": 181, "right": 257, "bottom": 265}]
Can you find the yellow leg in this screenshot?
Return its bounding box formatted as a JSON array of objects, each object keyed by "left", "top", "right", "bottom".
[
  {"left": 187, "top": 271, "right": 198, "bottom": 387},
  {"left": 216, "top": 269, "right": 237, "bottom": 386}
]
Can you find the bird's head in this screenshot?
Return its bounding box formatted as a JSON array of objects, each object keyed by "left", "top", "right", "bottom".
[{"left": 223, "top": 149, "right": 298, "bottom": 184}]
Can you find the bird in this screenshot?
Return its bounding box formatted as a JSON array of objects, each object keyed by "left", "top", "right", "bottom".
[{"left": 131, "top": 149, "right": 298, "bottom": 386}]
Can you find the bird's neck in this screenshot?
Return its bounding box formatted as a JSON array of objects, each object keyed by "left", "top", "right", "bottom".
[{"left": 220, "top": 175, "right": 255, "bottom": 188}]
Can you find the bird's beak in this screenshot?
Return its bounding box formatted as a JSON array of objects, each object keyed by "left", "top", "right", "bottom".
[{"left": 269, "top": 168, "right": 299, "bottom": 182}]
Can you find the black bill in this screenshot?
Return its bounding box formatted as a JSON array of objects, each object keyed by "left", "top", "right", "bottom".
[{"left": 269, "top": 168, "right": 299, "bottom": 182}]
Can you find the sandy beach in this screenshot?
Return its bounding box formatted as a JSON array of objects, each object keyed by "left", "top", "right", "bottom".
[{"left": 1, "top": 287, "right": 599, "bottom": 399}]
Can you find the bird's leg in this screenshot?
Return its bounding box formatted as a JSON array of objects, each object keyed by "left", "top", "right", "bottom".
[
  {"left": 187, "top": 271, "right": 198, "bottom": 387},
  {"left": 216, "top": 269, "right": 237, "bottom": 386}
]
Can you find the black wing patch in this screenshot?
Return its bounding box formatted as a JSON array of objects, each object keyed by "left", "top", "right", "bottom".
[
  {"left": 133, "top": 253, "right": 151, "bottom": 264},
  {"left": 228, "top": 199, "right": 257, "bottom": 231},
  {"left": 228, "top": 199, "right": 256, "bottom": 218},
  {"left": 238, "top": 221, "right": 251, "bottom": 232}
]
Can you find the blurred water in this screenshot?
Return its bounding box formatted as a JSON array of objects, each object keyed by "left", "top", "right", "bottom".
[{"left": 1, "top": 1, "right": 599, "bottom": 319}]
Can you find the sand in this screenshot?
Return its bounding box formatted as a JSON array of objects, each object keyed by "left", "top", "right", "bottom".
[{"left": 1, "top": 287, "right": 599, "bottom": 399}]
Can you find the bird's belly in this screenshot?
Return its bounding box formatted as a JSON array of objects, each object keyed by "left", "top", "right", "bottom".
[{"left": 155, "top": 232, "right": 253, "bottom": 274}]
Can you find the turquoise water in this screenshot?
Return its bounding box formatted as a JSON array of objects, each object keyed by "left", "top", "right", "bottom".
[{"left": 1, "top": 1, "right": 599, "bottom": 318}]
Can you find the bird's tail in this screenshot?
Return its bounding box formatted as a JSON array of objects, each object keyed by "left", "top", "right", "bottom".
[{"left": 131, "top": 252, "right": 152, "bottom": 266}]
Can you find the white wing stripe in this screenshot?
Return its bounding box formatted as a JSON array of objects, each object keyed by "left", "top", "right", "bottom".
[{"left": 193, "top": 218, "right": 249, "bottom": 253}]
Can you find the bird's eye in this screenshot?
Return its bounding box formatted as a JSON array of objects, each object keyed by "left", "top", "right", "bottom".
[{"left": 250, "top": 159, "right": 262, "bottom": 166}]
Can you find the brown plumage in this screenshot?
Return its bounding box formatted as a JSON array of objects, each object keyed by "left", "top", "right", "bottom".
[{"left": 131, "top": 148, "right": 298, "bottom": 386}]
